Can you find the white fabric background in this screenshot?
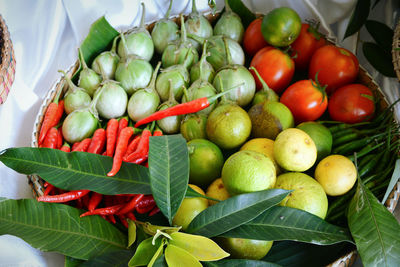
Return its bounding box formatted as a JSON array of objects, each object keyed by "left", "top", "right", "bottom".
[{"left": 0, "top": 0, "right": 398, "bottom": 265}]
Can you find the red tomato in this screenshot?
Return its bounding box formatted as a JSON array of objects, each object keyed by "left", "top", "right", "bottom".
[
  {"left": 250, "top": 47, "right": 295, "bottom": 93},
  {"left": 243, "top": 18, "right": 268, "bottom": 56},
  {"left": 280, "top": 79, "right": 328, "bottom": 123},
  {"left": 328, "top": 84, "right": 375, "bottom": 124},
  {"left": 308, "top": 45, "right": 359, "bottom": 94},
  {"left": 290, "top": 23, "right": 326, "bottom": 70}
]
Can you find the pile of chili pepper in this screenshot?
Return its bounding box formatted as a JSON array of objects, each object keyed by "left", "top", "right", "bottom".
[{"left": 37, "top": 103, "right": 163, "bottom": 226}]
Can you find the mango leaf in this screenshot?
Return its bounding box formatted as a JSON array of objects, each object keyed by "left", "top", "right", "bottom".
[
  {"left": 228, "top": 0, "right": 256, "bottom": 28},
  {"left": 128, "top": 237, "right": 162, "bottom": 267},
  {"left": 365, "top": 20, "right": 393, "bottom": 53},
  {"left": 0, "top": 148, "right": 151, "bottom": 195},
  {"left": 263, "top": 240, "right": 355, "bottom": 267},
  {"left": 203, "top": 259, "right": 281, "bottom": 267},
  {"left": 221, "top": 206, "right": 353, "bottom": 245},
  {"left": 128, "top": 220, "right": 137, "bottom": 247},
  {"left": 363, "top": 42, "right": 396, "bottom": 77},
  {"left": 0, "top": 198, "right": 127, "bottom": 260},
  {"left": 347, "top": 178, "right": 400, "bottom": 266},
  {"left": 152, "top": 254, "right": 168, "bottom": 267},
  {"left": 72, "top": 16, "right": 119, "bottom": 81},
  {"left": 382, "top": 159, "right": 400, "bottom": 203},
  {"left": 81, "top": 250, "right": 133, "bottom": 267},
  {"left": 65, "top": 256, "right": 84, "bottom": 267},
  {"left": 165, "top": 244, "right": 202, "bottom": 267},
  {"left": 169, "top": 232, "right": 229, "bottom": 261},
  {"left": 186, "top": 189, "right": 290, "bottom": 237},
  {"left": 343, "top": 0, "right": 370, "bottom": 40},
  {"left": 148, "top": 239, "right": 166, "bottom": 267},
  {"left": 148, "top": 135, "right": 189, "bottom": 225}
]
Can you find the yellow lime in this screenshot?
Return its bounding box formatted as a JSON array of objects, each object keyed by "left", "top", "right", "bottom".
[
  {"left": 206, "top": 178, "right": 231, "bottom": 206},
  {"left": 216, "top": 238, "right": 273, "bottom": 260},
  {"left": 240, "top": 138, "right": 281, "bottom": 174},
  {"left": 315, "top": 155, "right": 357, "bottom": 196},
  {"left": 274, "top": 128, "right": 317, "bottom": 172},
  {"left": 275, "top": 172, "right": 328, "bottom": 219},
  {"left": 222, "top": 150, "right": 276, "bottom": 196},
  {"left": 188, "top": 139, "right": 224, "bottom": 188},
  {"left": 172, "top": 184, "right": 208, "bottom": 231}
]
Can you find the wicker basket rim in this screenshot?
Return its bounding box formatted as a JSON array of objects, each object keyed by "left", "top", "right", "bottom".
[
  {"left": 392, "top": 19, "right": 400, "bottom": 81},
  {"left": 29, "top": 12, "right": 400, "bottom": 267}
]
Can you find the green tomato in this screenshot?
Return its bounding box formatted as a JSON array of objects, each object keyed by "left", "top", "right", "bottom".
[{"left": 261, "top": 7, "right": 301, "bottom": 47}]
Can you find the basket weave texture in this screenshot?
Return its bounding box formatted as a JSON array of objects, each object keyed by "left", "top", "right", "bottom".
[
  {"left": 29, "top": 13, "right": 400, "bottom": 267},
  {"left": 0, "top": 14, "right": 16, "bottom": 105}
]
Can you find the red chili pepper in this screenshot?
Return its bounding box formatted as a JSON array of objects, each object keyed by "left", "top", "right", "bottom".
[
  {"left": 80, "top": 204, "right": 124, "bottom": 217},
  {"left": 134, "top": 91, "right": 229, "bottom": 127},
  {"left": 117, "top": 117, "right": 129, "bottom": 141},
  {"left": 72, "top": 138, "right": 91, "bottom": 152},
  {"left": 125, "top": 212, "right": 136, "bottom": 221},
  {"left": 71, "top": 141, "right": 80, "bottom": 151},
  {"left": 136, "top": 203, "right": 156, "bottom": 214},
  {"left": 44, "top": 182, "right": 50, "bottom": 187},
  {"left": 60, "top": 143, "right": 71, "bottom": 152},
  {"left": 106, "top": 119, "right": 119, "bottom": 157},
  {"left": 144, "top": 161, "right": 149, "bottom": 168},
  {"left": 108, "top": 215, "right": 117, "bottom": 224},
  {"left": 149, "top": 207, "right": 160, "bottom": 216},
  {"left": 37, "top": 189, "right": 90, "bottom": 203},
  {"left": 88, "top": 192, "right": 103, "bottom": 212},
  {"left": 57, "top": 128, "right": 63, "bottom": 149},
  {"left": 107, "top": 127, "right": 135, "bottom": 177},
  {"left": 118, "top": 214, "right": 129, "bottom": 228},
  {"left": 117, "top": 194, "right": 144, "bottom": 215},
  {"left": 38, "top": 90, "right": 63, "bottom": 145},
  {"left": 54, "top": 100, "right": 64, "bottom": 126},
  {"left": 75, "top": 197, "right": 83, "bottom": 209},
  {"left": 124, "top": 129, "right": 151, "bottom": 163},
  {"left": 41, "top": 127, "right": 59, "bottom": 149},
  {"left": 82, "top": 193, "right": 90, "bottom": 209},
  {"left": 153, "top": 128, "right": 163, "bottom": 137},
  {"left": 87, "top": 128, "right": 106, "bottom": 154},
  {"left": 125, "top": 135, "right": 141, "bottom": 157},
  {"left": 136, "top": 195, "right": 155, "bottom": 209},
  {"left": 43, "top": 184, "right": 55, "bottom": 196}
]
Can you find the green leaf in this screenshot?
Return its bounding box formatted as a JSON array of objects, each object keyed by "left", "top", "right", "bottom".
[
  {"left": 203, "top": 259, "right": 281, "bottom": 267},
  {"left": 165, "top": 244, "right": 202, "bottom": 267},
  {"left": 81, "top": 250, "right": 133, "bottom": 267},
  {"left": 186, "top": 189, "right": 290, "bottom": 237},
  {"left": 221, "top": 206, "right": 353, "bottom": 245},
  {"left": 65, "top": 256, "right": 84, "bottom": 267},
  {"left": 128, "top": 220, "right": 137, "bottom": 247},
  {"left": 128, "top": 237, "right": 162, "bottom": 267},
  {"left": 363, "top": 42, "right": 396, "bottom": 77},
  {"left": 347, "top": 178, "right": 400, "bottom": 266},
  {"left": 139, "top": 221, "right": 181, "bottom": 236},
  {"left": 72, "top": 16, "right": 119, "bottom": 81},
  {"left": 227, "top": 0, "right": 257, "bottom": 28},
  {"left": 152, "top": 254, "right": 168, "bottom": 267},
  {"left": 263, "top": 240, "right": 355, "bottom": 267},
  {"left": 382, "top": 159, "right": 400, "bottom": 203},
  {"left": 148, "top": 135, "right": 189, "bottom": 225},
  {"left": 365, "top": 20, "right": 394, "bottom": 53},
  {"left": 343, "top": 0, "right": 370, "bottom": 39},
  {"left": 0, "top": 148, "right": 151, "bottom": 195},
  {"left": 0, "top": 199, "right": 127, "bottom": 260},
  {"left": 169, "top": 232, "right": 230, "bottom": 261},
  {"left": 148, "top": 239, "right": 166, "bottom": 267}
]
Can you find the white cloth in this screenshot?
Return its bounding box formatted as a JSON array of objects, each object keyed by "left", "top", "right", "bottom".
[{"left": 0, "top": 0, "right": 397, "bottom": 265}]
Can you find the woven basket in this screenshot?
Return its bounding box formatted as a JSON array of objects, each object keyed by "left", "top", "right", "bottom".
[
  {"left": 393, "top": 19, "right": 400, "bottom": 81},
  {"left": 29, "top": 12, "right": 400, "bottom": 267},
  {"left": 0, "top": 14, "right": 16, "bottom": 105}
]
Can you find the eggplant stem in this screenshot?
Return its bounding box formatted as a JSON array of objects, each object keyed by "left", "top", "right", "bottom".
[
  {"left": 199, "top": 41, "right": 208, "bottom": 81},
  {"left": 223, "top": 37, "right": 233, "bottom": 66},
  {"left": 166, "top": 0, "right": 174, "bottom": 18},
  {"left": 191, "top": 0, "right": 198, "bottom": 14},
  {"left": 148, "top": 61, "right": 162, "bottom": 89},
  {"left": 224, "top": 0, "right": 232, "bottom": 12},
  {"left": 78, "top": 48, "right": 89, "bottom": 70},
  {"left": 180, "top": 14, "right": 187, "bottom": 44},
  {"left": 139, "top": 2, "right": 146, "bottom": 29},
  {"left": 59, "top": 70, "right": 79, "bottom": 93}
]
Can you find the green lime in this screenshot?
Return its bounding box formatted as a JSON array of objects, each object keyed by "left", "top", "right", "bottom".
[
  {"left": 275, "top": 172, "right": 328, "bottom": 219},
  {"left": 172, "top": 184, "right": 208, "bottom": 231},
  {"left": 188, "top": 139, "right": 224, "bottom": 188},
  {"left": 216, "top": 237, "right": 273, "bottom": 260},
  {"left": 206, "top": 103, "right": 252, "bottom": 150},
  {"left": 222, "top": 150, "right": 276, "bottom": 196},
  {"left": 297, "top": 122, "right": 332, "bottom": 161},
  {"left": 261, "top": 7, "right": 301, "bottom": 47}
]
